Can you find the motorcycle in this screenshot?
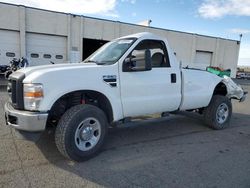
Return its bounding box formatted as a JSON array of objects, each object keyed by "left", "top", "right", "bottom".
[
  {"left": 5, "top": 57, "right": 29, "bottom": 79},
  {"left": 0, "top": 65, "right": 9, "bottom": 73}
]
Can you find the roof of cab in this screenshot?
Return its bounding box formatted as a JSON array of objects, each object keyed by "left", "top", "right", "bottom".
[{"left": 119, "top": 32, "right": 163, "bottom": 40}]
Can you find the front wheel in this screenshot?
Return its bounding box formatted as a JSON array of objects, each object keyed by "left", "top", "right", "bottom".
[
  {"left": 55, "top": 104, "right": 108, "bottom": 161},
  {"left": 203, "top": 95, "right": 232, "bottom": 130}
]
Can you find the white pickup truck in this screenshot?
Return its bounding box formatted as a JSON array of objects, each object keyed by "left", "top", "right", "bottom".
[{"left": 5, "top": 32, "right": 247, "bottom": 161}]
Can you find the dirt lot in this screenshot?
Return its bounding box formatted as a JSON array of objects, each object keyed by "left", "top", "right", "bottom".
[{"left": 0, "top": 80, "right": 250, "bottom": 188}]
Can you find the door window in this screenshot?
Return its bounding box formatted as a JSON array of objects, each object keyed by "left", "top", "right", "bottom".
[{"left": 130, "top": 40, "right": 170, "bottom": 68}]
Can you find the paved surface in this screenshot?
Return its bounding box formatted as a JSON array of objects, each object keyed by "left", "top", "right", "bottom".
[{"left": 0, "top": 81, "right": 250, "bottom": 188}]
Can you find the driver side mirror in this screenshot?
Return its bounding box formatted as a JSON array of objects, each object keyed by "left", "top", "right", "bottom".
[{"left": 123, "top": 49, "right": 152, "bottom": 72}]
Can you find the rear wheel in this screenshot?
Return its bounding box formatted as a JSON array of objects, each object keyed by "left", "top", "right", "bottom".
[
  {"left": 55, "top": 104, "right": 108, "bottom": 161},
  {"left": 203, "top": 95, "right": 232, "bottom": 130}
]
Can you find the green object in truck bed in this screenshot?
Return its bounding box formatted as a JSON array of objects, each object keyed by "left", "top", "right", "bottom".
[{"left": 207, "top": 67, "right": 231, "bottom": 77}]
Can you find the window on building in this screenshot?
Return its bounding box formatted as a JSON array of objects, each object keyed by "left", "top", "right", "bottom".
[
  {"left": 43, "top": 54, "right": 51, "bottom": 59},
  {"left": 6, "top": 52, "right": 15, "bottom": 57},
  {"left": 55, "top": 55, "right": 63, "bottom": 59},
  {"left": 31, "top": 53, "right": 39, "bottom": 58}
]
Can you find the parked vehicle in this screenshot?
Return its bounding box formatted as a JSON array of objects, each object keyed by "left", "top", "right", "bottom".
[
  {"left": 236, "top": 72, "right": 245, "bottom": 79},
  {"left": 4, "top": 32, "right": 247, "bottom": 161},
  {"left": 245, "top": 74, "right": 250, "bottom": 79},
  {"left": 4, "top": 57, "right": 29, "bottom": 78},
  {"left": 236, "top": 72, "right": 250, "bottom": 79}
]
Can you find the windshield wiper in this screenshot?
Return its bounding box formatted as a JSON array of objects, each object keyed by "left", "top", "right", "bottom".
[
  {"left": 84, "top": 60, "right": 110, "bottom": 65},
  {"left": 84, "top": 60, "right": 98, "bottom": 63},
  {"left": 96, "top": 62, "right": 107, "bottom": 65}
]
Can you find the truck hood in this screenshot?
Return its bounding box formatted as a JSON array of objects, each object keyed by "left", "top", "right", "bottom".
[
  {"left": 14, "top": 63, "right": 113, "bottom": 84},
  {"left": 17, "top": 63, "right": 97, "bottom": 77}
]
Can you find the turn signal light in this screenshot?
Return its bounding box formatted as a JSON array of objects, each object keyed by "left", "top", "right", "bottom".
[{"left": 24, "top": 91, "right": 43, "bottom": 98}]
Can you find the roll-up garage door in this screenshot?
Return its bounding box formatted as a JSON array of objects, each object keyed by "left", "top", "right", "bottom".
[
  {"left": 26, "top": 33, "right": 67, "bottom": 66},
  {"left": 193, "top": 50, "right": 212, "bottom": 70},
  {"left": 0, "top": 30, "right": 20, "bottom": 65}
]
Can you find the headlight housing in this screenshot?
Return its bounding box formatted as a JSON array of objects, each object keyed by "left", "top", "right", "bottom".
[{"left": 23, "top": 83, "right": 44, "bottom": 111}]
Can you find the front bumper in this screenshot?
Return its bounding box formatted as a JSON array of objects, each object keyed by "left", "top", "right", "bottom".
[{"left": 4, "top": 102, "right": 48, "bottom": 132}]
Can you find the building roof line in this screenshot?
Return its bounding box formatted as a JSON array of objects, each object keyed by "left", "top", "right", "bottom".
[{"left": 0, "top": 1, "right": 239, "bottom": 42}]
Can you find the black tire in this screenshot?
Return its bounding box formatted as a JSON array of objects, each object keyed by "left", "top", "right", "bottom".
[
  {"left": 55, "top": 104, "right": 108, "bottom": 161},
  {"left": 203, "top": 95, "right": 232, "bottom": 130}
]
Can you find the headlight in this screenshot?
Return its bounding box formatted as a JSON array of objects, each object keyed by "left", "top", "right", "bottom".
[{"left": 23, "top": 83, "right": 44, "bottom": 111}]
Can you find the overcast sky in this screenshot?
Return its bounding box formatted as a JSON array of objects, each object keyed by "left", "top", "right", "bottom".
[{"left": 1, "top": 0, "right": 250, "bottom": 66}]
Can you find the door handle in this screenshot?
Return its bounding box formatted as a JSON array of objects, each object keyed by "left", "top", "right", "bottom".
[{"left": 171, "top": 73, "right": 176, "bottom": 83}]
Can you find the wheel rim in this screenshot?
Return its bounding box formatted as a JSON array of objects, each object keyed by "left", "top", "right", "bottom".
[
  {"left": 74, "top": 117, "right": 101, "bottom": 151},
  {"left": 216, "top": 103, "right": 229, "bottom": 124}
]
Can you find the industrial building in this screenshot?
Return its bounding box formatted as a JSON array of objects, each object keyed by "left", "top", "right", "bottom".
[{"left": 0, "top": 2, "right": 240, "bottom": 77}]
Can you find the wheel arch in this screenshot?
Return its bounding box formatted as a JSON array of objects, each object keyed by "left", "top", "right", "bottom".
[
  {"left": 213, "top": 82, "right": 228, "bottom": 96},
  {"left": 47, "top": 90, "right": 114, "bottom": 125}
]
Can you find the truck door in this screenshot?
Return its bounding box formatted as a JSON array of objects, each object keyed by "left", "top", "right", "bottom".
[{"left": 120, "top": 39, "right": 181, "bottom": 117}]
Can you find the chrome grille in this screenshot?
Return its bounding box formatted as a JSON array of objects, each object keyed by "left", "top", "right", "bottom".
[
  {"left": 7, "top": 79, "right": 12, "bottom": 102},
  {"left": 8, "top": 72, "right": 25, "bottom": 110}
]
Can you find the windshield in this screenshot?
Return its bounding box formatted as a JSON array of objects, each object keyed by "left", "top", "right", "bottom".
[{"left": 84, "top": 37, "right": 136, "bottom": 65}]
